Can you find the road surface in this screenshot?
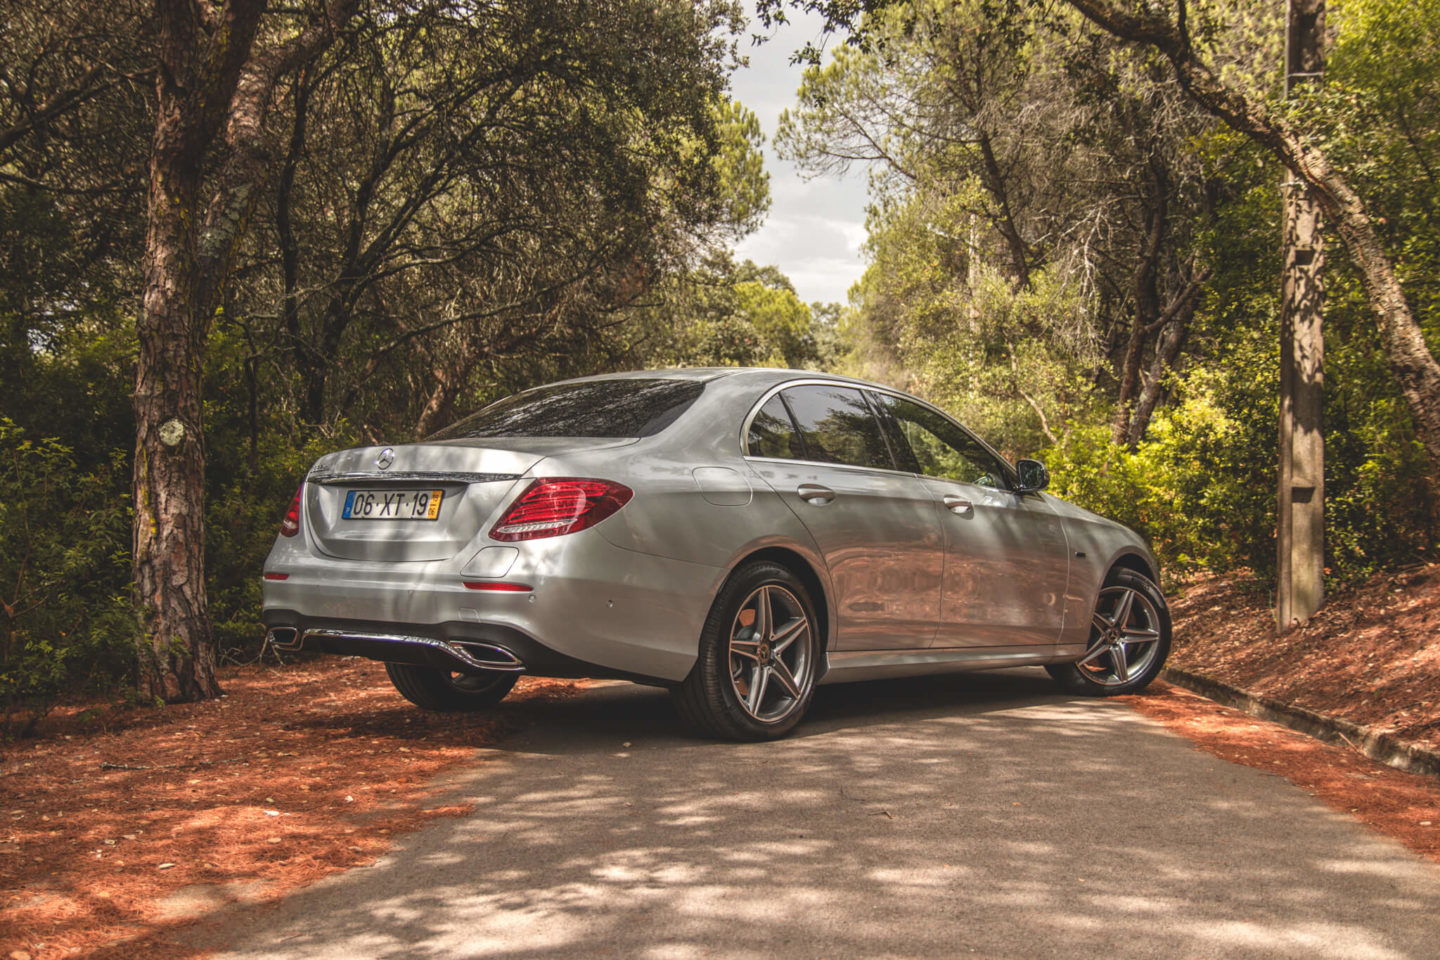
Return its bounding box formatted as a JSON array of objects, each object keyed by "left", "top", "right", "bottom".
[{"left": 203, "top": 671, "right": 1440, "bottom": 959}]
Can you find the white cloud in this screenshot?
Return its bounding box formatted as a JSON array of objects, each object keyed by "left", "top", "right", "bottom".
[{"left": 727, "top": 8, "right": 870, "bottom": 306}]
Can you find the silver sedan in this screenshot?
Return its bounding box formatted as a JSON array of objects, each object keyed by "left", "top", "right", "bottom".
[{"left": 262, "top": 368, "right": 1170, "bottom": 740}]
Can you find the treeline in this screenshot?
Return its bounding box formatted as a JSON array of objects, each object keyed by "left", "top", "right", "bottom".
[
  {"left": 779, "top": 0, "right": 1438, "bottom": 581},
  {"left": 0, "top": 0, "right": 831, "bottom": 734},
  {"left": 5, "top": 0, "right": 1439, "bottom": 735}
]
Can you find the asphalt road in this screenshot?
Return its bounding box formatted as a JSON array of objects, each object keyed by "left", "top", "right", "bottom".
[{"left": 204, "top": 671, "right": 1440, "bottom": 959}]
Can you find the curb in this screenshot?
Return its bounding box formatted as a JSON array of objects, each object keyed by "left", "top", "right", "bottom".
[{"left": 1159, "top": 666, "right": 1440, "bottom": 779}]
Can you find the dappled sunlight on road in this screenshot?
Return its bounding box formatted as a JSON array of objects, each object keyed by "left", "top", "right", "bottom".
[{"left": 202, "top": 672, "right": 1440, "bottom": 960}]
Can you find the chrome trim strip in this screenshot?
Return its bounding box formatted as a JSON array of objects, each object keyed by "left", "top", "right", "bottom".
[
  {"left": 736, "top": 377, "right": 1019, "bottom": 490},
  {"left": 273, "top": 628, "right": 527, "bottom": 673},
  {"left": 308, "top": 471, "right": 519, "bottom": 485},
  {"left": 742, "top": 453, "right": 919, "bottom": 480},
  {"left": 819, "top": 647, "right": 1065, "bottom": 684}
]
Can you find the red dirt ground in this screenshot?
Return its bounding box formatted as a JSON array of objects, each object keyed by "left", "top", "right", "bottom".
[
  {"left": 1164, "top": 562, "right": 1440, "bottom": 751},
  {"left": 0, "top": 661, "right": 582, "bottom": 960},
  {"left": 4, "top": 567, "right": 1440, "bottom": 959}
]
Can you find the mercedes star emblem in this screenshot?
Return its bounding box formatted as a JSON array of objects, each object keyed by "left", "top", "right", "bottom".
[{"left": 375, "top": 447, "right": 395, "bottom": 470}]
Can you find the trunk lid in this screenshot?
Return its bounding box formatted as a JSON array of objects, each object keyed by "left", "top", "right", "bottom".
[{"left": 301, "top": 438, "right": 633, "bottom": 561}]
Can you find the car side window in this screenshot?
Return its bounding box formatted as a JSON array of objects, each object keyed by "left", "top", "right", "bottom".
[
  {"left": 780, "top": 385, "right": 895, "bottom": 471},
  {"left": 747, "top": 394, "right": 805, "bottom": 459},
  {"left": 873, "top": 394, "right": 1008, "bottom": 489}
]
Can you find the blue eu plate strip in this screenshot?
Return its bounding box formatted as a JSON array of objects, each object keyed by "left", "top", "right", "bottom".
[{"left": 342, "top": 489, "right": 356, "bottom": 518}]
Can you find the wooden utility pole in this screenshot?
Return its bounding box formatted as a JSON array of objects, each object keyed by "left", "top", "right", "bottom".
[{"left": 1276, "top": 0, "right": 1325, "bottom": 631}]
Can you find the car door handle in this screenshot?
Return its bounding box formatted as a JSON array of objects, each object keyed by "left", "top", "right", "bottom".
[
  {"left": 797, "top": 483, "right": 836, "bottom": 505},
  {"left": 943, "top": 495, "right": 974, "bottom": 515}
]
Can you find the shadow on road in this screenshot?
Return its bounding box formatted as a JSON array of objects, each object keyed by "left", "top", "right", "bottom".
[
  {"left": 203, "top": 671, "right": 1440, "bottom": 960},
  {"left": 494, "top": 668, "right": 1072, "bottom": 747}
]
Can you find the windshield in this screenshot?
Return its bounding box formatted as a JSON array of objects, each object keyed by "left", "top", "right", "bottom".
[{"left": 428, "top": 378, "right": 706, "bottom": 440}]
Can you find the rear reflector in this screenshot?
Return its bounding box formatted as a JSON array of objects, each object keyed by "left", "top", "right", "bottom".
[
  {"left": 463, "top": 581, "right": 532, "bottom": 592},
  {"left": 489, "top": 477, "right": 633, "bottom": 542},
  {"left": 263, "top": 572, "right": 290, "bottom": 581}
]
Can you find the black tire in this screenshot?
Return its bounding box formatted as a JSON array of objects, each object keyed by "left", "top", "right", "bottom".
[
  {"left": 385, "top": 662, "right": 519, "bottom": 711},
  {"left": 1046, "top": 567, "right": 1171, "bottom": 696},
  {"left": 672, "top": 561, "right": 820, "bottom": 741}
]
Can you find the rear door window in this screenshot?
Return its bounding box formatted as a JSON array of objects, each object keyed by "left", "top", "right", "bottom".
[
  {"left": 747, "top": 394, "right": 805, "bottom": 459},
  {"left": 429, "top": 379, "right": 705, "bottom": 440},
  {"left": 780, "top": 385, "right": 895, "bottom": 471}
]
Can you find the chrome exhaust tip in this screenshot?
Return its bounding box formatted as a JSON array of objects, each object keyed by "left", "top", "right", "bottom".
[
  {"left": 266, "top": 627, "right": 301, "bottom": 651},
  {"left": 452, "top": 641, "right": 524, "bottom": 670}
]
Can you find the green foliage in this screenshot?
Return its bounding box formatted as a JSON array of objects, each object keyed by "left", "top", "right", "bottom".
[
  {"left": 3, "top": 0, "right": 1439, "bottom": 723},
  {"left": 0, "top": 0, "right": 793, "bottom": 713},
  {"left": 1322, "top": 0, "right": 1440, "bottom": 350},
  {"left": 1044, "top": 271, "right": 1438, "bottom": 588},
  {"left": 631, "top": 255, "right": 831, "bottom": 369},
  {"left": 786, "top": 0, "right": 1440, "bottom": 592},
  {"left": 1045, "top": 357, "right": 1279, "bottom": 582},
  {"left": 0, "top": 420, "right": 135, "bottom": 738}
]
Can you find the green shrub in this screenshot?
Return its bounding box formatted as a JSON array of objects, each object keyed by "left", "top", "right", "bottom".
[
  {"left": 0, "top": 419, "right": 135, "bottom": 738},
  {"left": 1045, "top": 339, "right": 1437, "bottom": 589}
]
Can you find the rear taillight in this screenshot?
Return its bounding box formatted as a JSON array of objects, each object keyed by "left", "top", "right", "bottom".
[
  {"left": 280, "top": 485, "right": 303, "bottom": 537},
  {"left": 489, "top": 478, "right": 633, "bottom": 542}
]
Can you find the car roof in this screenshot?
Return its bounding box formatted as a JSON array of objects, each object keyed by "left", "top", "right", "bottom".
[{"left": 547, "top": 366, "right": 898, "bottom": 392}]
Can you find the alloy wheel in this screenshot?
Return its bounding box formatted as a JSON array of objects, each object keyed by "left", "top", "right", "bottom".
[
  {"left": 1076, "top": 584, "right": 1164, "bottom": 686},
  {"left": 727, "top": 584, "right": 813, "bottom": 723}
]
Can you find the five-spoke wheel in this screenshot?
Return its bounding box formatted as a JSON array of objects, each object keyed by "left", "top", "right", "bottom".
[
  {"left": 727, "top": 583, "right": 813, "bottom": 723},
  {"left": 674, "top": 561, "right": 819, "bottom": 740},
  {"left": 1046, "top": 568, "right": 1171, "bottom": 696}
]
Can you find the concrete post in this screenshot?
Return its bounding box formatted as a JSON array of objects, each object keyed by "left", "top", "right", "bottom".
[{"left": 1277, "top": 0, "right": 1325, "bottom": 631}]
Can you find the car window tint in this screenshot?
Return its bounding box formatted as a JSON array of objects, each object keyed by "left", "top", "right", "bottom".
[
  {"left": 747, "top": 394, "right": 805, "bottom": 459},
  {"left": 428, "top": 379, "right": 705, "bottom": 440},
  {"left": 781, "top": 385, "right": 894, "bottom": 471},
  {"left": 874, "top": 394, "right": 1007, "bottom": 488},
  {"left": 870, "top": 392, "right": 922, "bottom": 474}
]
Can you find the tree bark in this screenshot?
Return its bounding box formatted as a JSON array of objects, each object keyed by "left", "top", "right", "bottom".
[
  {"left": 134, "top": 0, "right": 354, "bottom": 701},
  {"left": 1064, "top": 0, "right": 1440, "bottom": 480},
  {"left": 134, "top": 0, "right": 265, "bottom": 701},
  {"left": 1125, "top": 262, "right": 1209, "bottom": 445}
]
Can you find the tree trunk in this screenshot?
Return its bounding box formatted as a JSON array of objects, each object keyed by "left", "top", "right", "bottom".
[
  {"left": 1127, "top": 316, "right": 1186, "bottom": 446},
  {"left": 133, "top": 0, "right": 351, "bottom": 701},
  {"left": 976, "top": 131, "right": 1031, "bottom": 287},
  {"left": 1065, "top": 0, "right": 1440, "bottom": 480},
  {"left": 135, "top": 151, "right": 218, "bottom": 697},
  {"left": 1110, "top": 317, "right": 1147, "bottom": 444},
  {"left": 1125, "top": 262, "right": 1208, "bottom": 445},
  {"left": 415, "top": 372, "right": 453, "bottom": 438},
  {"left": 1111, "top": 168, "right": 1167, "bottom": 444},
  {"left": 132, "top": 0, "right": 257, "bottom": 701}
]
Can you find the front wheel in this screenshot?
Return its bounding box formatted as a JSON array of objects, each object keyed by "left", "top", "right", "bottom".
[
  {"left": 672, "top": 561, "right": 819, "bottom": 741},
  {"left": 385, "top": 662, "right": 519, "bottom": 711},
  {"left": 1046, "top": 568, "right": 1171, "bottom": 696}
]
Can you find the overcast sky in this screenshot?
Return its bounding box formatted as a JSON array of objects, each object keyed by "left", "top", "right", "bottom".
[{"left": 728, "top": 11, "right": 871, "bottom": 307}]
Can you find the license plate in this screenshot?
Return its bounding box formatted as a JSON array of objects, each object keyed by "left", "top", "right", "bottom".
[{"left": 342, "top": 489, "right": 443, "bottom": 521}]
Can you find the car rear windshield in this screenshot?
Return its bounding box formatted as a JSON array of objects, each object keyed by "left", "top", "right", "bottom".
[{"left": 428, "top": 378, "right": 706, "bottom": 440}]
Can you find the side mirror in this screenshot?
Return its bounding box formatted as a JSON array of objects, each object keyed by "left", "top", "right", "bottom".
[{"left": 1015, "top": 459, "right": 1050, "bottom": 493}]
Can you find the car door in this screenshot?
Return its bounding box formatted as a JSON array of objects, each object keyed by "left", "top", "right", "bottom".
[
  {"left": 870, "top": 392, "right": 1070, "bottom": 648},
  {"left": 744, "top": 384, "right": 944, "bottom": 651}
]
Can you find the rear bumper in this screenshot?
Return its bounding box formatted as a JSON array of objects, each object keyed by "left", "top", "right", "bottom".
[
  {"left": 262, "top": 526, "right": 726, "bottom": 683},
  {"left": 262, "top": 613, "right": 666, "bottom": 683}
]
